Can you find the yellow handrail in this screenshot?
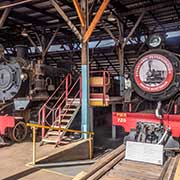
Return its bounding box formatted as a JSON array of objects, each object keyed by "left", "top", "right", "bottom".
[{"left": 27, "top": 123, "right": 94, "bottom": 135}]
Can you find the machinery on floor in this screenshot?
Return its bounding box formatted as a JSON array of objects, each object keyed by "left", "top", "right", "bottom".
[
  {"left": 0, "top": 45, "right": 67, "bottom": 143},
  {"left": 113, "top": 34, "right": 180, "bottom": 149}
]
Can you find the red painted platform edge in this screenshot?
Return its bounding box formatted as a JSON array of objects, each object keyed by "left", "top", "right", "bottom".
[
  {"left": 112, "top": 112, "right": 180, "bottom": 138},
  {"left": 0, "top": 116, "right": 15, "bottom": 135}
]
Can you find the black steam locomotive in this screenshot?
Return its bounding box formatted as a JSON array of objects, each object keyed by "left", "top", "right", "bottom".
[
  {"left": 113, "top": 34, "right": 180, "bottom": 149},
  {"left": 0, "top": 45, "right": 66, "bottom": 143}
]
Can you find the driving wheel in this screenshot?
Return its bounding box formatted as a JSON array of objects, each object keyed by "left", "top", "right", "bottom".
[{"left": 8, "top": 121, "right": 27, "bottom": 142}]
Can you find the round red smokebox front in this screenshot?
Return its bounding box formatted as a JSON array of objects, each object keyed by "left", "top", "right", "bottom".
[{"left": 134, "top": 54, "right": 174, "bottom": 93}]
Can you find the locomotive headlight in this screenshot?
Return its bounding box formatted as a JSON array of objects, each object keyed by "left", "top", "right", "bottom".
[
  {"left": 148, "top": 34, "right": 162, "bottom": 48},
  {"left": 20, "top": 73, "right": 28, "bottom": 81}
]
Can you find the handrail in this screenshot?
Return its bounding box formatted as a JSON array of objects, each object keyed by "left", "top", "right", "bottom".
[
  {"left": 105, "top": 71, "right": 110, "bottom": 86},
  {"left": 38, "top": 73, "right": 72, "bottom": 124},
  {"left": 40, "top": 74, "right": 81, "bottom": 138},
  {"left": 27, "top": 123, "right": 94, "bottom": 135},
  {"left": 44, "top": 91, "right": 65, "bottom": 120},
  {"left": 27, "top": 123, "right": 94, "bottom": 165},
  {"left": 39, "top": 73, "right": 71, "bottom": 112},
  {"left": 59, "top": 90, "right": 80, "bottom": 121},
  {"left": 90, "top": 70, "right": 110, "bottom": 86},
  {"left": 49, "top": 74, "right": 72, "bottom": 115},
  {"left": 56, "top": 76, "right": 81, "bottom": 111},
  {"left": 90, "top": 70, "right": 110, "bottom": 104},
  {"left": 55, "top": 76, "right": 81, "bottom": 120},
  {"left": 67, "top": 76, "right": 81, "bottom": 97}
]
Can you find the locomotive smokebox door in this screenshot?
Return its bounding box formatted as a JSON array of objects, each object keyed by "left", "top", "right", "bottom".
[
  {"left": 0, "top": 61, "right": 22, "bottom": 101},
  {"left": 131, "top": 49, "right": 180, "bottom": 101}
]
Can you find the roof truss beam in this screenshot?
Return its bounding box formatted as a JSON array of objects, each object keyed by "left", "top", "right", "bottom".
[
  {"left": 83, "top": 0, "right": 110, "bottom": 43},
  {"left": 0, "top": 7, "right": 11, "bottom": 28},
  {"left": 73, "top": 0, "right": 85, "bottom": 27},
  {"left": 50, "top": 0, "right": 82, "bottom": 41}
]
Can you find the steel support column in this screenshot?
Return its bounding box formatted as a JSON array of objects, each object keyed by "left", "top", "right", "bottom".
[{"left": 81, "top": 0, "right": 90, "bottom": 139}]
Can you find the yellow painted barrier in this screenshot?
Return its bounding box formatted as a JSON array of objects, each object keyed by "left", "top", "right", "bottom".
[{"left": 27, "top": 123, "right": 94, "bottom": 165}]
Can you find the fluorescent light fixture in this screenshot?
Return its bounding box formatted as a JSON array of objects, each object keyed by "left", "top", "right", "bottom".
[
  {"left": 21, "top": 29, "right": 28, "bottom": 37},
  {"left": 107, "top": 12, "right": 116, "bottom": 22}
]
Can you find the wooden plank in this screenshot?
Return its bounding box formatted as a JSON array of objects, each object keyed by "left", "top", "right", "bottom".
[
  {"left": 101, "top": 176, "right": 141, "bottom": 180},
  {"left": 120, "top": 160, "right": 162, "bottom": 172},
  {"left": 73, "top": 171, "right": 87, "bottom": 180},
  {"left": 83, "top": 0, "right": 110, "bottom": 43},
  {"left": 109, "top": 164, "right": 160, "bottom": 180},
  {"left": 73, "top": 145, "right": 125, "bottom": 180},
  {"left": 114, "top": 163, "right": 161, "bottom": 175},
  {"left": 159, "top": 157, "right": 172, "bottom": 180},
  {"left": 162, "top": 157, "right": 176, "bottom": 180},
  {"left": 87, "top": 152, "right": 125, "bottom": 180},
  {"left": 167, "top": 155, "right": 180, "bottom": 180},
  {"left": 101, "top": 155, "right": 167, "bottom": 180}
]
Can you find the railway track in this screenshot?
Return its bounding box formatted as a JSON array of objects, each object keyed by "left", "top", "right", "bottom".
[{"left": 73, "top": 144, "right": 180, "bottom": 180}]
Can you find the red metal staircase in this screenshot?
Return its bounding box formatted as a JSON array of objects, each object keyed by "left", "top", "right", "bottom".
[
  {"left": 38, "top": 74, "right": 81, "bottom": 146},
  {"left": 38, "top": 71, "right": 110, "bottom": 146}
]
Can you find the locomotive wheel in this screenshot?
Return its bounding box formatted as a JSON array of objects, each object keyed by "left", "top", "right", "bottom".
[{"left": 8, "top": 121, "right": 27, "bottom": 142}]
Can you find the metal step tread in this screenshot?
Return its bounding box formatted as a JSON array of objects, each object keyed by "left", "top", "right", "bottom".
[
  {"left": 66, "top": 100, "right": 80, "bottom": 103},
  {"left": 63, "top": 108, "right": 77, "bottom": 111},
  {"left": 53, "top": 125, "right": 67, "bottom": 129},
  {"left": 60, "top": 114, "right": 73, "bottom": 117},
  {"left": 65, "top": 105, "right": 80, "bottom": 109},
  {"left": 61, "top": 119, "right": 70, "bottom": 123},
  {"left": 42, "top": 138, "right": 58, "bottom": 143},
  {"left": 59, "top": 140, "right": 70, "bottom": 145},
  {"left": 53, "top": 118, "right": 71, "bottom": 123},
  {"left": 48, "top": 131, "right": 63, "bottom": 136}
]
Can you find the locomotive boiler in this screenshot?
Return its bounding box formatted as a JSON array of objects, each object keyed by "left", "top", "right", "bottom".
[
  {"left": 0, "top": 45, "right": 66, "bottom": 143},
  {"left": 113, "top": 35, "right": 180, "bottom": 149}
]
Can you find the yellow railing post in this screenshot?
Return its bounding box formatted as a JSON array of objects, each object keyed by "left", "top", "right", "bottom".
[
  {"left": 89, "top": 134, "right": 93, "bottom": 160},
  {"left": 32, "top": 126, "right": 36, "bottom": 165}
]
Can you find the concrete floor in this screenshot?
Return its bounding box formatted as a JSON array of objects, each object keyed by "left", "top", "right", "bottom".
[
  {"left": 0, "top": 140, "right": 78, "bottom": 180},
  {"left": 0, "top": 121, "right": 123, "bottom": 179}
]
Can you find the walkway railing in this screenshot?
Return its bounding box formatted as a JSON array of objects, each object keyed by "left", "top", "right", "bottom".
[
  {"left": 90, "top": 71, "right": 110, "bottom": 104},
  {"left": 38, "top": 73, "right": 72, "bottom": 138},
  {"left": 27, "top": 123, "right": 94, "bottom": 165}
]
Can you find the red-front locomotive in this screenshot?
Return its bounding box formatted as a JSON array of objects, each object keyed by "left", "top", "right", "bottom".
[{"left": 113, "top": 35, "right": 180, "bottom": 148}]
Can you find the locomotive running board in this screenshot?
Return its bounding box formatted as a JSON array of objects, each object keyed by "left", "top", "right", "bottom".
[{"left": 125, "top": 141, "right": 164, "bottom": 165}]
